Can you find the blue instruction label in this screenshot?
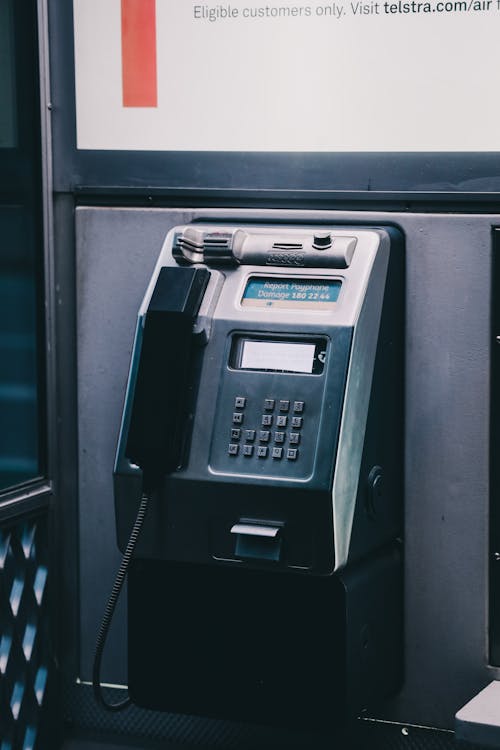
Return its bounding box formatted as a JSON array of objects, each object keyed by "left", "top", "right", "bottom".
[{"left": 242, "top": 277, "right": 341, "bottom": 308}]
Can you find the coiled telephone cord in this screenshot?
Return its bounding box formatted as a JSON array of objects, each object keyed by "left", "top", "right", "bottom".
[{"left": 92, "top": 491, "right": 150, "bottom": 711}]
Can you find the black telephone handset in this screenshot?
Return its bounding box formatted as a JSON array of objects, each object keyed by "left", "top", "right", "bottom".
[
  {"left": 93, "top": 265, "right": 210, "bottom": 711},
  {"left": 126, "top": 265, "right": 210, "bottom": 492}
]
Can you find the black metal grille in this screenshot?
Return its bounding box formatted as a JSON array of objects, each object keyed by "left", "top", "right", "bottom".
[
  {"left": 65, "top": 681, "right": 494, "bottom": 750},
  {"left": 0, "top": 514, "right": 51, "bottom": 750}
]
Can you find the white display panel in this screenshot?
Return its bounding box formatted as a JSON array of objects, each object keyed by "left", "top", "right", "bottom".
[
  {"left": 240, "top": 341, "right": 316, "bottom": 373},
  {"left": 74, "top": 0, "right": 500, "bottom": 152}
]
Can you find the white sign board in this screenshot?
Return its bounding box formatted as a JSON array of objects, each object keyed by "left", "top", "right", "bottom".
[{"left": 74, "top": 0, "right": 500, "bottom": 151}]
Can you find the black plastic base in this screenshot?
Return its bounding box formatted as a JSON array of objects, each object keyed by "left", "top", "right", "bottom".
[{"left": 128, "top": 547, "right": 402, "bottom": 727}]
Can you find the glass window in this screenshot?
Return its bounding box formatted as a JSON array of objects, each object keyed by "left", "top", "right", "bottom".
[
  {"left": 0, "top": 0, "right": 16, "bottom": 148},
  {"left": 0, "top": 0, "right": 44, "bottom": 492}
]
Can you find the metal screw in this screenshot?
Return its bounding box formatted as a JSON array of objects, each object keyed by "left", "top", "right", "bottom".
[
  {"left": 494, "top": 552, "right": 500, "bottom": 561},
  {"left": 402, "top": 727, "right": 409, "bottom": 736},
  {"left": 496, "top": 336, "right": 500, "bottom": 344}
]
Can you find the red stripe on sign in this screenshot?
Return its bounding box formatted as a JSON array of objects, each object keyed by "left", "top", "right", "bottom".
[{"left": 121, "top": 0, "right": 157, "bottom": 107}]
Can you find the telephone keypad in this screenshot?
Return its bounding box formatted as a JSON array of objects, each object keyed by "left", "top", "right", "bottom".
[{"left": 225, "top": 396, "right": 308, "bottom": 467}]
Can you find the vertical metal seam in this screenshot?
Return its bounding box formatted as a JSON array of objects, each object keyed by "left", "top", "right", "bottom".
[{"left": 37, "top": 0, "right": 56, "bottom": 496}]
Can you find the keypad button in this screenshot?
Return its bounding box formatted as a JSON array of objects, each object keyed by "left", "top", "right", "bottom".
[
  {"left": 291, "top": 416, "right": 303, "bottom": 428},
  {"left": 257, "top": 446, "right": 268, "bottom": 458},
  {"left": 235, "top": 396, "right": 246, "bottom": 408},
  {"left": 262, "top": 414, "right": 273, "bottom": 426},
  {"left": 275, "top": 432, "right": 285, "bottom": 444},
  {"left": 272, "top": 447, "right": 283, "bottom": 459},
  {"left": 244, "top": 429, "right": 256, "bottom": 442},
  {"left": 228, "top": 444, "right": 239, "bottom": 456},
  {"left": 231, "top": 428, "right": 241, "bottom": 440},
  {"left": 293, "top": 401, "right": 305, "bottom": 413},
  {"left": 286, "top": 448, "right": 298, "bottom": 460},
  {"left": 243, "top": 445, "right": 254, "bottom": 457},
  {"left": 289, "top": 432, "right": 300, "bottom": 445},
  {"left": 276, "top": 415, "right": 287, "bottom": 428},
  {"left": 264, "top": 399, "right": 275, "bottom": 411},
  {"left": 259, "top": 431, "right": 270, "bottom": 443},
  {"left": 279, "top": 400, "right": 290, "bottom": 412},
  {"left": 233, "top": 413, "right": 243, "bottom": 424}
]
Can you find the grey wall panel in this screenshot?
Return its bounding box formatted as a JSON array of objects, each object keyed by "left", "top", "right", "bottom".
[
  {"left": 385, "top": 215, "right": 490, "bottom": 726},
  {"left": 76, "top": 207, "right": 196, "bottom": 683},
  {"left": 76, "top": 207, "right": 494, "bottom": 728}
]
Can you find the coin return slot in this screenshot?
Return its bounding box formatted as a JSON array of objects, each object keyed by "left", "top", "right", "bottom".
[{"left": 230, "top": 522, "right": 282, "bottom": 562}]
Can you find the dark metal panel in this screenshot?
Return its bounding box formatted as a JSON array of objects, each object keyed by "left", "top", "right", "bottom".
[
  {"left": 52, "top": 192, "right": 80, "bottom": 688},
  {"left": 74, "top": 207, "right": 493, "bottom": 737},
  {"left": 489, "top": 228, "right": 500, "bottom": 665},
  {"left": 0, "top": 483, "right": 52, "bottom": 525}
]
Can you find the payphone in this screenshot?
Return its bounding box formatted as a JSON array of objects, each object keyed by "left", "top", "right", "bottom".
[{"left": 95, "top": 223, "right": 404, "bottom": 726}]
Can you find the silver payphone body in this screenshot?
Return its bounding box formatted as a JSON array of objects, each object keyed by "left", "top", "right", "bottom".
[{"left": 111, "top": 223, "right": 404, "bottom": 726}]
